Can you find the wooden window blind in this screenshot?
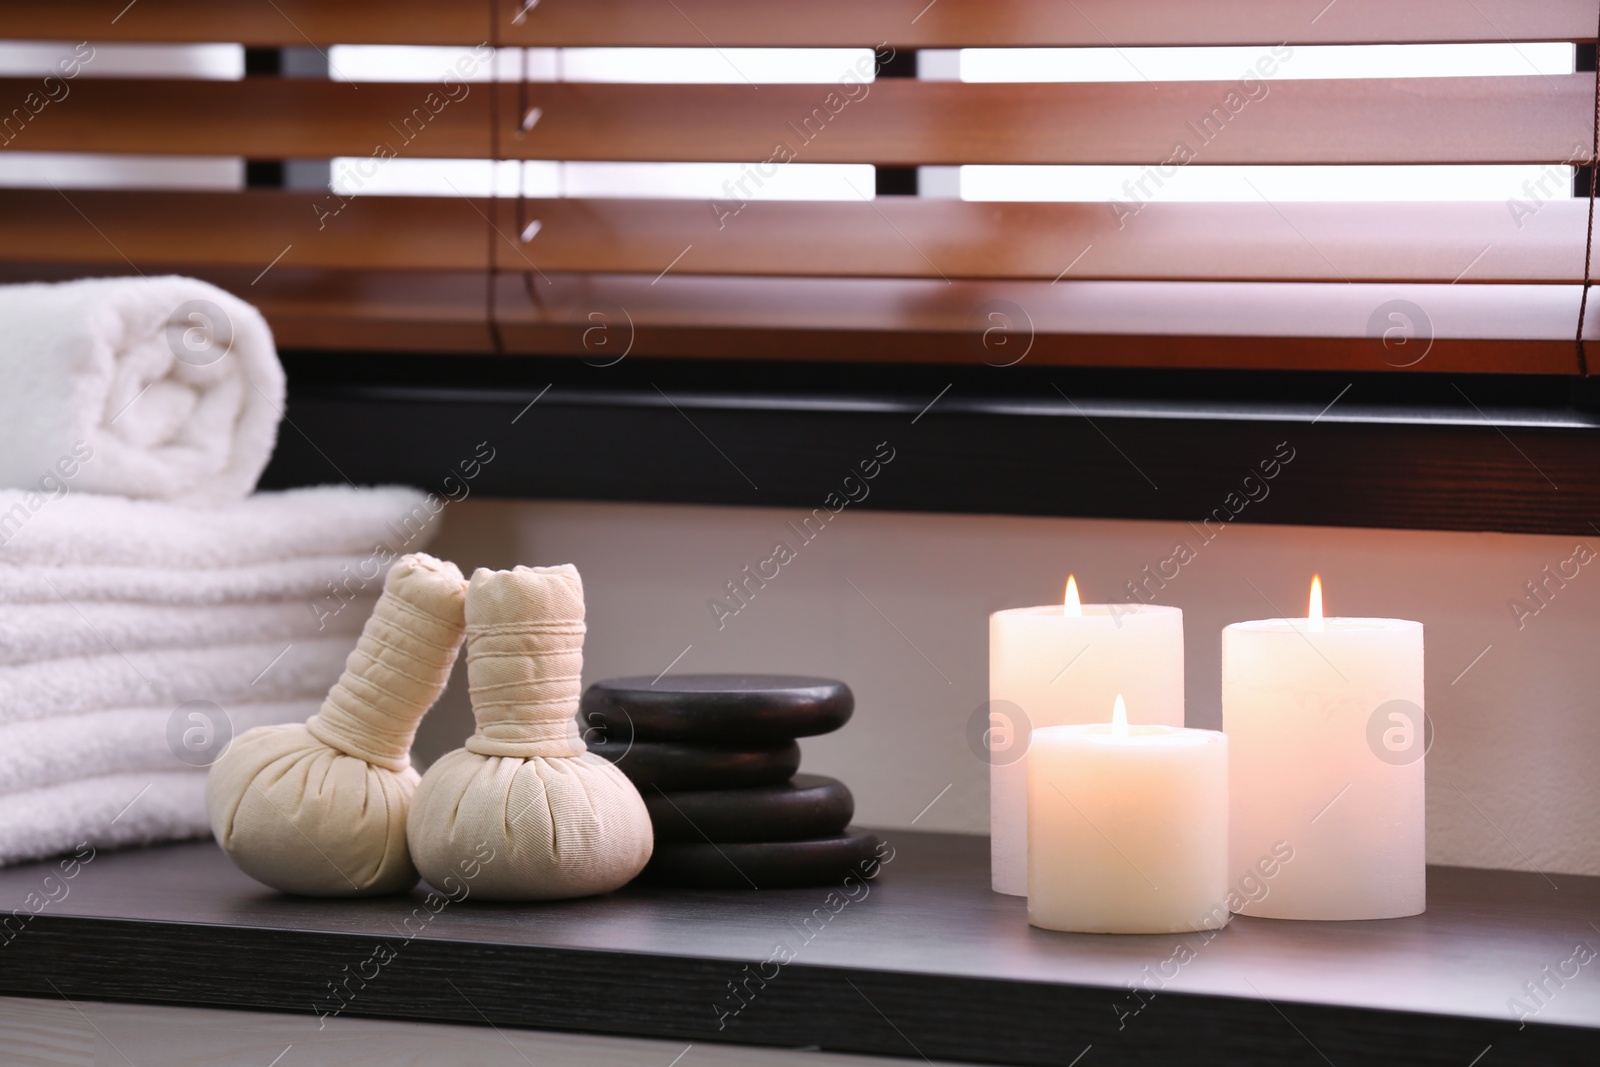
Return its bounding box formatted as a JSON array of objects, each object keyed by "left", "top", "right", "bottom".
[{"left": 1, "top": 0, "right": 1597, "bottom": 373}]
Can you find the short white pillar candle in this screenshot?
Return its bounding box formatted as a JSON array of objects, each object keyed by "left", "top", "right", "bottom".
[
  {"left": 1027, "top": 696, "right": 1231, "bottom": 935},
  {"left": 1223, "top": 576, "right": 1425, "bottom": 921},
  {"left": 990, "top": 577, "right": 1184, "bottom": 896}
]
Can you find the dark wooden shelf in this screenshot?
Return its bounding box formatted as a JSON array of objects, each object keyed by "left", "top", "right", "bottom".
[{"left": 0, "top": 831, "right": 1593, "bottom": 1065}]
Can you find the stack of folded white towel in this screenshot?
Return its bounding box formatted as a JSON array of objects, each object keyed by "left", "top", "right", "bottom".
[{"left": 0, "top": 276, "right": 443, "bottom": 865}]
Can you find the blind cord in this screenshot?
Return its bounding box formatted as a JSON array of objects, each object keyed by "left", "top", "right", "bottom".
[
  {"left": 521, "top": 46, "right": 540, "bottom": 305},
  {"left": 514, "top": 43, "right": 526, "bottom": 296},
  {"left": 485, "top": 0, "right": 506, "bottom": 354},
  {"left": 1579, "top": 9, "right": 1600, "bottom": 376}
]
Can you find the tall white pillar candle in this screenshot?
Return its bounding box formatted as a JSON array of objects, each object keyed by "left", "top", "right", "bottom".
[
  {"left": 1028, "top": 697, "right": 1230, "bottom": 934},
  {"left": 989, "top": 578, "right": 1183, "bottom": 895},
  {"left": 1223, "top": 577, "right": 1425, "bottom": 920}
]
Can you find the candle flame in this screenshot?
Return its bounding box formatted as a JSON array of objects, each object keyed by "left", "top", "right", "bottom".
[
  {"left": 1112, "top": 693, "right": 1128, "bottom": 737},
  {"left": 1309, "top": 574, "right": 1325, "bottom": 632},
  {"left": 1064, "top": 574, "right": 1082, "bottom": 616}
]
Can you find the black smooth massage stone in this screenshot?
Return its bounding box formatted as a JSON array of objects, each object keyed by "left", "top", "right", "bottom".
[
  {"left": 587, "top": 738, "right": 801, "bottom": 791},
  {"left": 644, "top": 773, "right": 854, "bottom": 843},
  {"left": 580, "top": 674, "right": 853, "bottom": 745},
  {"left": 641, "top": 829, "right": 885, "bottom": 889}
]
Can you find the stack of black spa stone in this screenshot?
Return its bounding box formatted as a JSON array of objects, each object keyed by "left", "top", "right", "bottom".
[{"left": 581, "top": 674, "right": 880, "bottom": 889}]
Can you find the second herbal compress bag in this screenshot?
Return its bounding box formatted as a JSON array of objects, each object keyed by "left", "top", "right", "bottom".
[{"left": 407, "top": 564, "right": 653, "bottom": 899}]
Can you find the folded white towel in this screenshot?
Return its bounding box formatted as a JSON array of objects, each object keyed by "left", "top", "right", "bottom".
[
  {"left": 0, "top": 555, "right": 392, "bottom": 608},
  {"left": 0, "top": 771, "right": 208, "bottom": 866},
  {"left": 0, "top": 637, "right": 353, "bottom": 727},
  {"left": 0, "top": 700, "right": 318, "bottom": 796},
  {"left": 0, "top": 276, "right": 283, "bottom": 506},
  {"left": 0, "top": 600, "right": 369, "bottom": 668},
  {"left": 0, "top": 484, "right": 439, "bottom": 567}
]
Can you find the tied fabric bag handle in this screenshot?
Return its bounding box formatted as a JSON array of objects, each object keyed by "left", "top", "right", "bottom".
[
  {"left": 408, "top": 564, "right": 653, "bottom": 900},
  {"left": 206, "top": 553, "right": 467, "bottom": 896},
  {"left": 461, "top": 587, "right": 588, "bottom": 761}
]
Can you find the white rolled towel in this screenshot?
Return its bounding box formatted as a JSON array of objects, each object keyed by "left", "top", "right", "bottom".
[
  {"left": 0, "top": 599, "right": 367, "bottom": 668},
  {"left": 0, "top": 276, "right": 283, "bottom": 506},
  {"left": 0, "top": 700, "right": 319, "bottom": 796},
  {"left": 0, "top": 637, "right": 353, "bottom": 727},
  {"left": 0, "top": 771, "right": 209, "bottom": 867}
]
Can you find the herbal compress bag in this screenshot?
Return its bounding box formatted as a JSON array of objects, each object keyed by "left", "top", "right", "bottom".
[
  {"left": 207, "top": 553, "right": 467, "bottom": 895},
  {"left": 408, "top": 564, "right": 652, "bottom": 899}
]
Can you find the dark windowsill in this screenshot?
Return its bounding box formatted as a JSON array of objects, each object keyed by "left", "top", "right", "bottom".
[
  {"left": 263, "top": 354, "right": 1600, "bottom": 536},
  {"left": 0, "top": 832, "right": 1592, "bottom": 1066}
]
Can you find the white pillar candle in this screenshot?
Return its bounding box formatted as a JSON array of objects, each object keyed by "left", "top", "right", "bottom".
[
  {"left": 1223, "top": 576, "right": 1425, "bottom": 920},
  {"left": 990, "top": 578, "right": 1183, "bottom": 895},
  {"left": 1027, "top": 696, "right": 1230, "bottom": 934}
]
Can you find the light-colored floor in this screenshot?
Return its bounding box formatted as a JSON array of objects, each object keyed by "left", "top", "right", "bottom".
[{"left": 0, "top": 995, "right": 982, "bottom": 1067}]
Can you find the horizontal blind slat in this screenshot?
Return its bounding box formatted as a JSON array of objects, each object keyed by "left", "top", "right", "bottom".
[
  {"left": 0, "top": 0, "right": 1593, "bottom": 47},
  {"left": 501, "top": 197, "right": 1588, "bottom": 283},
  {"left": 0, "top": 78, "right": 490, "bottom": 159},
  {"left": 0, "top": 189, "right": 489, "bottom": 270},
  {"left": 0, "top": 190, "right": 1585, "bottom": 283},
  {"left": 0, "top": 263, "right": 1580, "bottom": 372},
  {"left": 507, "top": 76, "right": 1596, "bottom": 166},
  {"left": 501, "top": 0, "right": 1600, "bottom": 47},
  {"left": 4, "top": 76, "right": 1591, "bottom": 166},
  {"left": 0, "top": 1, "right": 470, "bottom": 47}
]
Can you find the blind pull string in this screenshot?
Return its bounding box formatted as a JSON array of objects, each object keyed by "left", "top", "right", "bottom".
[
  {"left": 515, "top": 43, "right": 528, "bottom": 293},
  {"left": 485, "top": 0, "right": 506, "bottom": 354},
  {"left": 1579, "top": 7, "right": 1600, "bottom": 376},
  {"left": 520, "top": 45, "right": 541, "bottom": 306}
]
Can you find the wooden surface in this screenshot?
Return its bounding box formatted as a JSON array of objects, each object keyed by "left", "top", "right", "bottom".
[
  {"left": 0, "top": 832, "right": 1593, "bottom": 1065},
  {"left": 1, "top": 189, "right": 1589, "bottom": 283},
  {"left": 5, "top": 75, "right": 1590, "bottom": 167},
  {"left": 1, "top": 0, "right": 1593, "bottom": 47}
]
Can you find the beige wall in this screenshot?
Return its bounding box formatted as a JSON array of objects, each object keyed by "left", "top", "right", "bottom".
[{"left": 421, "top": 497, "right": 1600, "bottom": 876}]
